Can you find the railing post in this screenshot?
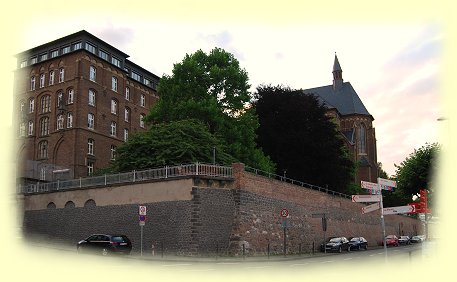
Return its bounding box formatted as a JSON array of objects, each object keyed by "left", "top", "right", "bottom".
[
  {"left": 79, "top": 177, "right": 82, "bottom": 188},
  {"left": 57, "top": 180, "right": 60, "bottom": 190},
  {"left": 104, "top": 174, "right": 107, "bottom": 186},
  {"left": 165, "top": 166, "right": 168, "bottom": 178},
  {"left": 196, "top": 162, "right": 199, "bottom": 175},
  {"left": 133, "top": 170, "right": 136, "bottom": 182}
]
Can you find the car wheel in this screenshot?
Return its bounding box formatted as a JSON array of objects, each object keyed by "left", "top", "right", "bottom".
[
  {"left": 338, "top": 246, "right": 342, "bottom": 253},
  {"left": 358, "top": 245, "right": 361, "bottom": 251},
  {"left": 101, "top": 248, "right": 109, "bottom": 256},
  {"left": 364, "top": 245, "right": 368, "bottom": 250}
]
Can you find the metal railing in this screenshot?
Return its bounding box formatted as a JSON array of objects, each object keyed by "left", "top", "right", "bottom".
[
  {"left": 244, "top": 166, "right": 351, "bottom": 199},
  {"left": 19, "top": 163, "right": 233, "bottom": 195}
]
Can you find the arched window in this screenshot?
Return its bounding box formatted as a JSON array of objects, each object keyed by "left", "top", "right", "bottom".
[
  {"left": 84, "top": 199, "right": 96, "bottom": 208},
  {"left": 111, "top": 99, "right": 118, "bottom": 114},
  {"left": 88, "top": 139, "right": 94, "bottom": 155},
  {"left": 64, "top": 201, "right": 75, "bottom": 208},
  {"left": 67, "top": 112, "right": 73, "bottom": 128},
  {"left": 87, "top": 113, "right": 95, "bottom": 129},
  {"left": 110, "top": 121, "right": 117, "bottom": 136},
  {"left": 30, "top": 76, "right": 36, "bottom": 91},
  {"left": 56, "top": 91, "right": 64, "bottom": 109},
  {"left": 124, "top": 107, "right": 130, "bottom": 122},
  {"left": 89, "top": 65, "right": 96, "bottom": 81},
  {"left": 67, "top": 89, "right": 74, "bottom": 104},
  {"left": 140, "top": 113, "right": 145, "bottom": 128},
  {"left": 41, "top": 95, "right": 51, "bottom": 113},
  {"left": 47, "top": 202, "right": 56, "bottom": 209},
  {"left": 38, "top": 140, "right": 48, "bottom": 159},
  {"left": 28, "top": 121, "right": 34, "bottom": 136},
  {"left": 59, "top": 68, "right": 65, "bottom": 83},
  {"left": 88, "top": 89, "right": 96, "bottom": 106},
  {"left": 29, "top": 98, "right": 35, "bottom": 113},
  {"left": 57, "top": 114, "right": 64, "bottom": 130},
  {"left": 40, "top": 117, "right": 49, "bottom": 136},
  {"left": 357, "top": 123, "right": 367, "bottom": 154}
]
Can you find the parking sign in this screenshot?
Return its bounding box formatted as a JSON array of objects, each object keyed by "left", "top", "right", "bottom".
[{"left": 139, "top": 205, "right": 147, "bottom": 215}]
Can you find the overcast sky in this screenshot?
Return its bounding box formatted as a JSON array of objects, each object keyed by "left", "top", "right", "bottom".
[{"left": 6, "top": 2, "right": 444, "bottom": 177}]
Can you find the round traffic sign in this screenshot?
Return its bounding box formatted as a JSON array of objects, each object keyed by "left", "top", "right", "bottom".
[{"left": 280, "top": 208, "right": 289, "bottom": 218}]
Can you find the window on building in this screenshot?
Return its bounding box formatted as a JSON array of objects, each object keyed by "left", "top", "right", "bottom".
[
  {"left": 29, "top": 98, "right": 35, "bottom": 113},
  {"left": 88, "top": 89, "right": 96, "bottom": 106},
  {"left": 31, "top": 57, "right": 38, "bottom": 65},
  {"left": 59, "top": 68, "right": 65, "bottom": 83},
  {"left": 40, "top": 53, "right": 48, "bottom": 61},
  {"left": 38, "top": 141, "right": 48, "bottom": 159},
  {"left": 111, "top": 99, "right": 118, "bottom": 114},
  {"left": 51, "top": 49, "right": 59, "bottom": 58},
  {"left": 99, "top": 49, "right": 109, "bottom": 61},
  {"left": 67, "top": 112, "right": 73, "bottom": 128},
  {"left": 111, "top": 57, "right": 120, "bottom": 68},
  {"left": 357, "top": 123, "right": 367, "bottom": 154},
  {"left": 57, "top": 114, "right": 64, "bottom": 130},
  {"left": 111, "top": 76, "right": 118, "bottom": 92},
  {"left": 40, "top": 167, "right": 47, "bottom": 180},
  {"left": 89, "top": 65, "right": 96, "bottom": 82},
  {"left": 124, "top": 107, "right": 130, "bottom": 122},
  {"left": 110, "top": 121, "right": 117, "bottom": 136},
  {"left": 49, "top": 71, "right": 55, "bottom": 85},
  {"left": 140, "top": 94, "right": 145, "bottom": 107},
  {"left": 20, "top": 60, "right": 28, "bottom": 68},
  {"left": 41, "top": 95, "right": 51, "bottom": 113},
  {"left": 62, "top": 45, "right": 71, "bottom": 54},
  {"left": 125, "top": 87, "right": 130, "bottom": 100},
  {"left": 40, "top": 117, "right": 49, "bottom": 136},
  {"left": 19, "top": 122, "right": 26, "bottom": 137},
  {"left": 56, "top": 92, "right": 63, "bottom": 108},
  {"left": 131, "top": 72, "right": 141, "bottom": 81},
  {"left": 67, "top": 89, "right": 74, "bottom": 104},
  {"left": 73, "top": 42, "right": 82, "bottom": 50},
  {"left": 20, "top": 100, "right": 25, "bottom": 113},
  {"left": 140, "top": 114, "right": 145, "bottom": 128},
  {"left": 88, "top": 139, "right": 94, "bottom": 155},
  {"left": 30, "top": 76, "right": 36, "bottom": 91},
  {"left": 124, "top": 128, "right": 129, "bottom": 142},
  {"left": 85, "top": 42, "right": 96, "bottom": 54},
  {"left": 110, "top": 145, "right": 116, "bottom": 160},
  {"left": 39, "top": 73, "right": 45, "bottom": 88},
  {"left": 87, "top": 113, "right": 95, "bottom": 129},
  {"left": 87, "top": 161, "right": 94, "bottom": 176},
  {"left": 144, "top": 78, "right": 151, "bottom": 87},
  {"left": 28, "top": 121, "right": 34, "bottom": 136}
]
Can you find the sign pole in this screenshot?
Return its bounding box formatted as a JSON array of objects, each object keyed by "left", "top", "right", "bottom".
[
  {"left": 140, "top": 224, "right": 143, "bottom": 256},
  {"left": 379, "top": 194, "right": 387, "bottom": 262}
]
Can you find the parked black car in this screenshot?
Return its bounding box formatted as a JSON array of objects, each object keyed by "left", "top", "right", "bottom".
[
  {"left": 321, "top": 237, "right": 350, "bottom": 253},
  {"left": 348, "top": 236, "right": 368, "bottom": 251},
  {"left": 398, "top": 236, "right": 411, "bottom": 245},
  {"left": 77, "top": 234, "right": 132, "bottom": 255},
  {"left": 410, "top": 235, "right": 425, "bottom": 243}
]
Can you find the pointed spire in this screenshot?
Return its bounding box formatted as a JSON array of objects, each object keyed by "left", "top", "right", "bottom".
[{"left": 332, "top": 53, "right": 343, "bottom": 91}]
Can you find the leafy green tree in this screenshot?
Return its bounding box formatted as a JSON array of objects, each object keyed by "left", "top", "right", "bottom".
[
  {"left": 392, "top": 143, "right": 440, "bottom": 206},
  {"left": 146, "top": 48, "right": 274, "bottom": 172},
  {"left": 112, "top": 119, "right": 236, "bottom": 172},
  {"left": 252, "top": 85, "right": 355, "bottom": 193}
]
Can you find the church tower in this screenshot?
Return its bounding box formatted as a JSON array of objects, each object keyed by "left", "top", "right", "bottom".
[{"left": 332, "top": 53, "right": 343, "bottom": 91}]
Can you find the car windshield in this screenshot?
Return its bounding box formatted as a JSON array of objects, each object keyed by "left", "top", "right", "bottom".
[
  {"left": 386, "top": 235, "right": 395, "bottom": 239},
  {"left": 329, "top": 238, "right": 341, "bottom": 243},
  {"left": 350, "top": 238, "right": 359, "bottom": 242}
]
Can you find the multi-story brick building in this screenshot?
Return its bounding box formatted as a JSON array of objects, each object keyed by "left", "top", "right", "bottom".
[
  {"left": 14, "top": 30, "right": 160, "bottom": 183},
  {"left": 303, "top": 55, "right": 378, "bottom": 184}
]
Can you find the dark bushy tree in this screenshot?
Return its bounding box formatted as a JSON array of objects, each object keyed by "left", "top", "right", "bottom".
[
  {"left": 112, "top": 119, "right": 235, "bottom": 172},
  {"left": 146, "top": 48, "right": 274, "bottom": 172},
  {"left": 253, "top": 85, "right": 355, "bottom": 193}
]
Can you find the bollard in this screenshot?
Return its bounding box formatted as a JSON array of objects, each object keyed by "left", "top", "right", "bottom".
[{"left": 243, "top": 243, "right": 246, "bottom": 259}]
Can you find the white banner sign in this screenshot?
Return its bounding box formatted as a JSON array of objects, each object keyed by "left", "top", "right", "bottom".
[
  {"left": 351, "top": 194, "right": 382, "bottom": 203},
  {"left": 378, "top": 178, "right": 397, "bottom": 188},
  {"left": 383, "top": 205, "right": 415, "bottom": 215},
  {"left": 362, "top": 202, "right": 380, "bottom": 214},
  {"left": 361, "top": 181, "right": 380, "bottom": 190}
]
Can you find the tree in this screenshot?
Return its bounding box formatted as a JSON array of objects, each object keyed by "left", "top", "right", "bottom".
[
  {"left": 252, "top": 85, "right": 356, "bottom": 193},
  {"left": 112, "top": 119, "right": 236, "bottom": 172},
  {"left": 392, "top": 143, "right": 440, "bottom": 206},
  {"left": 146, "top": 48, "right": 274, "bottom": 172}
]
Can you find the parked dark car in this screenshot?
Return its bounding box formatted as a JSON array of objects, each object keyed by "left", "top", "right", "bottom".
[
  {"left": 410, "top": 235, "right": 425, "bottom": 243},
  {"left": 398, "top": 236, "right": 411, "bottom": 245},
  {"left": 384, "top": 235, "right": 399, "bottom": 247},
  {"left": 77, "top": 234, "right": 132, "bottom": 255},
  {"left": 348, "top": 236, "right": 368, "bottom": 251},
  {"left": 321, "top": 237, "right": 350, "bottom": 253}
]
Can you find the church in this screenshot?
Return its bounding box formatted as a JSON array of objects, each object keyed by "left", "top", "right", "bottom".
[{"left": 302, "top": 55, "right": 378, "bottom": 184}]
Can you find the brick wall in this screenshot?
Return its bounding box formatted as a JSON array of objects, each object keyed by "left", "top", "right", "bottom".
[{"left": 22, "top": 164, "right": 423, "bottom": 256}]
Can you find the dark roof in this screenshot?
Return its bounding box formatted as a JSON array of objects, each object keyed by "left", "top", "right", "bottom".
[{"left": 303, "top": 82, "right": 373, "bottom": 119}]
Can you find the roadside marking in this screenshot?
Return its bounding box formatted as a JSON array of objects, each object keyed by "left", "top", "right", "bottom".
[
  {"left": 244, "top": 266, "right": 271, "bottom": 270},
  {"left": 321, "top": 260, "right": 334, "bottom": 264},
  {"left": 343, "top": 257, "right": 353, "bottom": 261},
  {"left": 162, "top": 263, "right": 193, "bottom": 267},
  {"left": 216, "top": 262, "right": 241, "bottom": 265},
  {"left": 290, "top": 263, "right": 310, "bottom": 267}
]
